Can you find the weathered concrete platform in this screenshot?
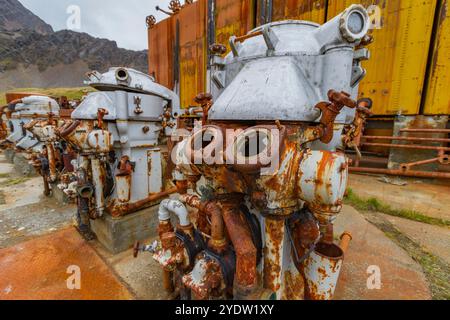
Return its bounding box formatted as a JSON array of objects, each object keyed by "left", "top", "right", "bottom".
[
  {"left": 0, "top": 227, "right": 134, "bottom": 300},
  {"left": 334, "top": 206, "right": 432, "bottom": 300},
  {"left": 349, "top": 173, "right": 450, "bottom": 221},
  {"left": 3, "top": 150, "right": 35, "bottom": 177},
  {"left": 90, "top": 205, "right": 160, "bottom": 254}
]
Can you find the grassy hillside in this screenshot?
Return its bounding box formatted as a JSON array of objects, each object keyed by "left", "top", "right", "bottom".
[{"left": 0, "top": 87, "right": 95, "bottom": 105}]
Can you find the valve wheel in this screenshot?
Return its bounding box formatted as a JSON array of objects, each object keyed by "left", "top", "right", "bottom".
[{"left": 146, "top": 15, "right": 156, "bottom": 28}]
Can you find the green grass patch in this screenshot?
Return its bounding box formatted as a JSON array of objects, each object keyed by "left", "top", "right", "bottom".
[
  {"left": 1, "top": 177, "right": 30, "bottom": 187},
  {"left": 345, "top": 188, "right": 450, "bottom": 228},
  {"left": 0, "top": 173, "right": 10, "bottom": 179},
  {"left": 0, "top": 87, "right": 95, "bottom": 105},
  {"left": 364, "top": 212, "right": 450, "bottom": 300}
]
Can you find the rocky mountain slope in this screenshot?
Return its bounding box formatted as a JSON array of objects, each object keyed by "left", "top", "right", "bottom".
[{"left": 0, "top": 0, "right": 148, "bottom": 91}]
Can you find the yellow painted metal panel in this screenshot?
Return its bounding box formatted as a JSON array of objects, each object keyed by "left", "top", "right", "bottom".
[
  {"left": 327, "top": 0, "right": 437, "bottom": 116},
  {"left": 271, "top": 0, "right": 327, "bottom": 23},
  {"left": 423, "top": 0, "right": 450, "bottom": 115},
  {"left": 215, "top": 0, "right": 255, "bottom": 54}
]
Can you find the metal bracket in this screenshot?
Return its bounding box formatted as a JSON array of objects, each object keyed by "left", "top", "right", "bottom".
[
  {"left": 229, "top": 36, "right": 242, "bottom": 57},
  {"left": 351, "top": 65, "right": 367, "bottom": 88},
  {"left": 262, "top": 26, "right": 279, "bottom": 55},
  {"left": 212, "top": 71, "right": 226, "bottom": 89},
  {"left": 354, "top": 48, "right": 370, "bottom": 61}
]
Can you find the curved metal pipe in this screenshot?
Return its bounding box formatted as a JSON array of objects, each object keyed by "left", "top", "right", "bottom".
[
  {"left": 158, "top": 199, "right": 190, "bottom": 227},
  {"left": 57, "top": 120, "right": 81, "bottom": 138},
  {"left": 221, "top": 202, "right": 257, "bottom": 292}
]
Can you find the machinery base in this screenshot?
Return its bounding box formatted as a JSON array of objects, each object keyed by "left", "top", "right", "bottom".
[{"left": 90, "top": 204, "right": 161, "bottom": 254}]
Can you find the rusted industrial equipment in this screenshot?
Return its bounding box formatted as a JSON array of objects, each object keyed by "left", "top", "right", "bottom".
[
  {"left": 0, "top": 94, "right": 80, "bottom": 196},
  {"left": 56, "top": 67, "right": 181, "bottom": 237},
  {"left": 136, "top": 5, "right": 373, "bottom": 300}
]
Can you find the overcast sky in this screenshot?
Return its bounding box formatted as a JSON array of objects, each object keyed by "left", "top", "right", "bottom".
[{"left": 19, "top": 0, "right": 174, "bottom": 51}]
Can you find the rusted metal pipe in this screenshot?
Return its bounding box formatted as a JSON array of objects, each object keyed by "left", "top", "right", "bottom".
[
  {"left": 57, "top": 120, "right": 81, "bottom": 138},
  {"left": 400, "top": 129, "right": 450, "bottom": 134},
  {"left": 179, "top": 194, "right": 227, "bottom": 252},
  {"left": 349, "top": 166, "right": 450, "bottom": 179},
  {"left": 234, "top": 30, "right": 263, "bottom": 43},
  {"left": 46, "top": 143, "right": 57, "bottom": 182},
  {"left": 362, "top": 135, "right": 450, "bottom": 143},
  {"left": 400, "top": 157, "right": 441, "bottom": 170},
  {"left": 221, "top": 202, "right": 257, "bottom": 293},
  {"left": 204, "top": 202, "right": 227, "bottom": 252},
  {"left": 42, "top": 174, "right": 51, "bottom": 197},
  {"left": 110, "top": 187, "right": 178, "bottom": 217},
  {"left": 163, "top": 270, "right": 175, "bottom": 294},
  {"left": 339, "top": 232, "right": 353, "bottom": 254},
  {"left": 361, "top": 142, "right": 450, "bottom": 152}
]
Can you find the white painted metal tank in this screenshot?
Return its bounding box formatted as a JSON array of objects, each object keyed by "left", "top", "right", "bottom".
[{"left": 209, "top": 5, "right": 370, "bottom": 125}]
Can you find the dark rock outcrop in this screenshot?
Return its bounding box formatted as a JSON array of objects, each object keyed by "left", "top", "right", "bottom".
[{"left": 0, "top": 0, "right": 148, "bottom": 88}]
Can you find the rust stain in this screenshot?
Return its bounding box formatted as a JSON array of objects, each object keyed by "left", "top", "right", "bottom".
[{"left": 0, "top": 228, "right": 133, "bottom": 300}]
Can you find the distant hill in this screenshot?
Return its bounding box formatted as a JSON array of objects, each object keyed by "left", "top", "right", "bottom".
[{"left": 0, "top": 0, "right": 148, "bottom": 91}]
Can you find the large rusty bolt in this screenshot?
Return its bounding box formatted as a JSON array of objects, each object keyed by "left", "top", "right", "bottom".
[{"left": 210, "top": 44, "right": 227, "bottom": 55}]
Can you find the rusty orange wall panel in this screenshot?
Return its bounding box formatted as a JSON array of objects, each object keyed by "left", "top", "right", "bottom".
[
  {"left": 327, "top": 0, "right": 437, "bottom": 116},
  {"left": 176, "top": 0, "right": 207, "bottom": 108},
  {"left": 271, "top": 0, "right": 327, "bottom": 23},
  {"left": 423, "top": 0, "right": 450, "bottom": 115},
  {"left": 148, "top": 18, "right": 174, "bottom": 90},
  {"left": 215, "top": 0, "right": 256, "bottom": 52}
]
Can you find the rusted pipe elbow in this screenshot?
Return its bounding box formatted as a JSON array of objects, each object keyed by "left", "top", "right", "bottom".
[{"left": 204, "top": 201, "right": 227, "bottom": 252}]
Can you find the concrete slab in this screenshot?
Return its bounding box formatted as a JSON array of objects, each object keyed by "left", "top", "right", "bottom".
[
  {"left": 90, "top": 205, "right": 160, "bottom": 254},
  {"left": 12, "top": 152, "right": 35, "bottom": 177},
  {"left": 0, "top": 197, "right": 75, "bottom": 249},
  {"left": 3, "top": 149, "right": 15, "bottom": 163},
  {"left": 334, "top": 205, "right": 432, "bottom": 300},
  {"left": 0, "top": 227, "right": 134, "bottom": 300},
  {"left": 348, "top": 173, "right": 450, "bottom": 221},
  {"left": 379, "top": 213, "right": 450, "bottom": 265},
  {"left": 92, "top": 238, "right": 171, "bottom": 300}
]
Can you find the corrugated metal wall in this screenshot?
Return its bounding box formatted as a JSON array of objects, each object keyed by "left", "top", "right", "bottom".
[
  {"left": 328, "top": 0, "right": 437, "bottom": 116},
  {"left": 148, "top": 18, "right": 173, "bottom": 90},
  {"left": 148, "top": 0, "right": 449, "bottom": 116},
  {"left": 270, "top": 0, "right": 327, "bottom": 23},
  {"left": 423, "top": 0, "right": 450, "bottom": 115},
  {"left": 178, "top": 0, "right": 207, "bottom": 108},
  {"left": 215, "top": 0, "right": 255, "bottom": 54}
]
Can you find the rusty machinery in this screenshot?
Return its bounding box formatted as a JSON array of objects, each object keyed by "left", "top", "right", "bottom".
[
  {"left": 55, "top": 67, "right": 181, "bottom": 238},
  {"left": 0, "top": 95, "right": 80, "bottom": 196},
  {"left": 134, "top": 5, "right": 373, "bottom": 300}
]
